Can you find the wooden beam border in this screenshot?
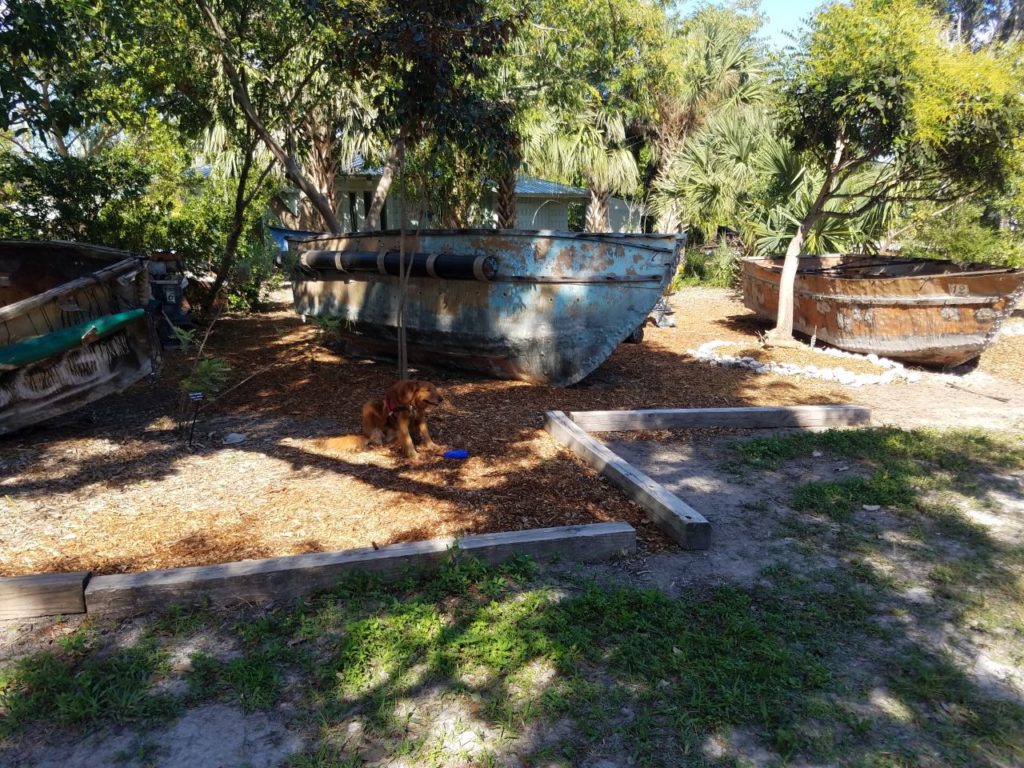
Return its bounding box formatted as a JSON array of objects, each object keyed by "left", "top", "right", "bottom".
[
  {"left": 568, "top": 405, "right": 871, "bottom": 433},
  {"left": 82, "top": 522, "right": 635, "bottom": 617},
  {"left": 545, "top": 405, "right": 872, "bottom": 551},
  {"left": 0, "top": 571, "right": 90, "bottom": 620}
]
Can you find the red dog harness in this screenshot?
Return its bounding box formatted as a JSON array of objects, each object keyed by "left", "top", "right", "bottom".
[{"left": 384, "top": 393, "right": 414, "bottom": 419}]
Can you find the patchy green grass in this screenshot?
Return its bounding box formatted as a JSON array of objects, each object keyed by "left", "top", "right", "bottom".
[
  {"left": 729, "top": 426, "right": 1024, "bottom": 765},
  {"left": 733, "top": 426, "right": 1024, "bottom": 473},
  {"left": 187, "top": 642, "right": 296, "bottom": 711},
  {"left": 2, "top": 552, "right": 1021, "bottom": 766},
  {"left": 3, "top": 426, "right": 1023, "bottom": 768},
  {"left": 0, "top": 640, "right": 179, "bottom": 735}
]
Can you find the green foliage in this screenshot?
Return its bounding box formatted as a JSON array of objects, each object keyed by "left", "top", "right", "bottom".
[
  {"left": 673, "top": 241, "right": 739, "bottom": 288},
  {"left": 650, "top": 5, "right": 771, "bottom": 232},
  {"left": 783, "top": 0, "right": 1023, "bottom": 187},
  {"left": 0, "top": 127, "right": 188, "bottom": 248},
  {"left": 521, "top": 0, "right": 675, "bottom": 222},
  {"left": 181, "top": 357, "right": 233, "bottom": 398},
  {"left": 899, "top": 201, "right": 1024, "bottom": 267},
  {"left": 0, "top": 641, "right": 178, "bottom": 734},
  {"left": 223, "top": 236, "right": 284, "bottom": 312},
  {"left": 768, "top": 0, "right": 1024, "bottom": 259},
  {"left": 0, "top": 0, "right": 210, "bottom": 156}
]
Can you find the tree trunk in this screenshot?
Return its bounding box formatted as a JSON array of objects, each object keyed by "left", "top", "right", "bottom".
[
  {"left": 585, "top": 185, "right": 610, "bottom": 232},
  {"left": 655, "top": 202, "right": 682, "bottom": 234},
  {"left": 207, "top": 145, "right": 254, "bottom": 305},
  {"left": 193, "top": 0, "right": 343, "bottom": 234},
  {"left": 300, "top": 129, "right": 339, "bottom": 231},
  {"left": 363, "top": 138, "right": 402, "bottom": 231},
  {"left": 496, "top": 167, "right": 517, "bottom": 228},
  {"left": 999, "top": 0, "right": 1023, "bottom": 41},
  {"left": 764, "top": 224, "right": 810, "bottom": 344},
  {"left": 767, "top": 137, "right": 847, "bottom": 344}
]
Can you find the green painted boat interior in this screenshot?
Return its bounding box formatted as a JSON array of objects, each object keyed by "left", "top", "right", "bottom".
[{"left": 0, "top": 308, "right": 145, "bottom": 369}]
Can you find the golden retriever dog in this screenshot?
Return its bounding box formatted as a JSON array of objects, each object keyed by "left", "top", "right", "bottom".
[{"left": 320, "top": 379, "right": 444, "bottom": 459}]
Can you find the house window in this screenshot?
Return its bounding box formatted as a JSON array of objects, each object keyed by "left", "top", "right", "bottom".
[{"left": 348, "top": 192, "right": 358, "bottom": 231}]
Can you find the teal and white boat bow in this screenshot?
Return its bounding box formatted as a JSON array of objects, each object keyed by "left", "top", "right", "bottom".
[{"left": 284, "top": 229, "right": 683, "bottom": 386}]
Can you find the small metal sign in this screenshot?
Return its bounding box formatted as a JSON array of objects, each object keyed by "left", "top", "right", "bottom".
[{"left": 189, "top": 391, "right": 205, "bottom": 402}]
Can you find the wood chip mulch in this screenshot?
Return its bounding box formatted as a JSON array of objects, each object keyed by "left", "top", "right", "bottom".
[{"left": 2, "top": 288, "right": 1019, "bottom": 577}]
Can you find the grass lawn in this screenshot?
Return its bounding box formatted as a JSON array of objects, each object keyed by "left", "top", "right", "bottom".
[{"left": 2, "top": 427, "right": 1023, "bottom": 767}]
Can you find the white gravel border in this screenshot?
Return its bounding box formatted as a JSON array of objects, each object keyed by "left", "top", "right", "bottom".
[{"left": 688, "top": 340, "right": 920, "bottom": 387}]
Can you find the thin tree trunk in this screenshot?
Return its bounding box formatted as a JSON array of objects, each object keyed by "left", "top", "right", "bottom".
[
  {"left": 193, "top": 0, "right": 343, "bottom": 234},
  {"left": 655, "top": 202, "right": 682, "bottom": 234},
  {"left": 496, "top": 166, "right": 517, "bottom": 229},
  {"left": 363, "top": 138, "right": 402, "bottom": 231},
  {"left": 207, "top": 148, "right": 254, "bottom": 304},
  {"left": 765, "top": 224, "right": 810, "bottom": 343},
  {"left": 585, "top": 185, "right": 610, "bottom": 232},
  {"left": 767, "top": 138, "right": 847, "bottom": 344}
]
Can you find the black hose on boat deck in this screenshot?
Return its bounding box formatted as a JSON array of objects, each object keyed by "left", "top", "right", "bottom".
[{"left": 298, "top": 250, "right": 499, "bottom": 281}]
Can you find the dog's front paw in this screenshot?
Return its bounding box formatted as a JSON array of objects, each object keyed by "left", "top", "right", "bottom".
[{"left": 422, "top": 441, "right": 443, "bottom": 453}]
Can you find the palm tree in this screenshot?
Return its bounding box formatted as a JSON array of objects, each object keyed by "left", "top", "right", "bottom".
[
  {"left": 653, "top": 107, "right": 893, "bottom": 261},
  {"left": 648, "top": 7, "right": 768, "bottom": 230},
  {"left": 652, "top": 107, "right": 765, "bottom": 236},
  {"left": 523, "top": 108, "right": 639, "bottom": 232}
]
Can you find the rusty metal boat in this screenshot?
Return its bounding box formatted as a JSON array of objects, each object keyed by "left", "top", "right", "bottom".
[
  {"left": 284, "top": 229, "right": 683, "bottom": 385},
  {"left": 1, "top": 241, "right": 158, "bottom": 435},
  {"left": 741, "top": 254, "right": 1024, "bottom": 367}
]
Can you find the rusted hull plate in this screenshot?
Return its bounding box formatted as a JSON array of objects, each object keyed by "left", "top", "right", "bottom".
[
  {"left": 289, "top": 230, "right": 683, "bottom": 386},
  {"left": 741, "top": 255, "right": 1024, "bottom": 367},
  {"left": 0, "top": 241, "right": 158, "bottom": 435}
]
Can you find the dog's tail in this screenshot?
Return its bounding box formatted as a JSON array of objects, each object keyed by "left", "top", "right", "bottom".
[{"left": 316, "top": 434, "right": 368, "bottom": 452}]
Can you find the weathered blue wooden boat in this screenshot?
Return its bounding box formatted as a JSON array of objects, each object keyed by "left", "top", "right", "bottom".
[
  {"left": 283, "top": 229, "right": 683, "bottom": 386},
  {"left": 1, "top": 241, "right": 158, "bottom": 435}
]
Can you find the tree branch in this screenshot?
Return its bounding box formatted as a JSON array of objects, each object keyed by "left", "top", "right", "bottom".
[{"left": 193, "top": 0, "right": 342, "bottom": 233}]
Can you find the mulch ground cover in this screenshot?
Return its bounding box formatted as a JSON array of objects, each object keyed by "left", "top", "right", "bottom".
[{"left": 1, "top": 288, "right": 1018, "bottom": 577}]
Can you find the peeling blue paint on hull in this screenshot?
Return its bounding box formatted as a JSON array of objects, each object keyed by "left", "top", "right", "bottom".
[{"left": 287, "top": 229, "right": 683, "bottom": 386}]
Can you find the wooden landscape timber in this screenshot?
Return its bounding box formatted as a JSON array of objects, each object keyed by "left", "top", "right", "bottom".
[
  {"left": 283, "top": 229, "right": 684, "bottom": 386},
  {"left": 0, "top": 571, "right": 89, "bottom": 620},
  {"left": 742, "top": 254, "right": 1024, "bottom": 367},
  {"left": 545, "top": 411, "right": 711, "bottom": 550},
  {"left": 81, "top": 523, "right": 635, "bottom": 617},
  {"left": 569, "top": 405, "right": 871, "bottom": 432},
  {"left": 546, "top": 405, "right": 873, "bottom": 550}
]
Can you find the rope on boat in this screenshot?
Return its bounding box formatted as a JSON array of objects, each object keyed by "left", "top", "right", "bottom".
[{"left": 396, "top": 139, "right": 409, "bottom": 380}]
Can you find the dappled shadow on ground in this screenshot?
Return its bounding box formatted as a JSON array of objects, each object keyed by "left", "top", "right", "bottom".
[
  {"left": 3, "top": 510, "right": 1023, "bottom": 767},
  {"left": 0, "top": 295, "right": 853, "bottom": 577},
  {"left": 601, "top": 427, "right": 1024, "bottom": 764},
  {"left": 2, "top": 285, "right": 1023, "bottom": 763},
  {"left": 714, "top": 310, "right": 772, "bottom": 337}
]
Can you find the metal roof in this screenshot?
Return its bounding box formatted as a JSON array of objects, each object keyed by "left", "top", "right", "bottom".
[{"left": 514, "top": 176, "right": 587, "bottom": 198}]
